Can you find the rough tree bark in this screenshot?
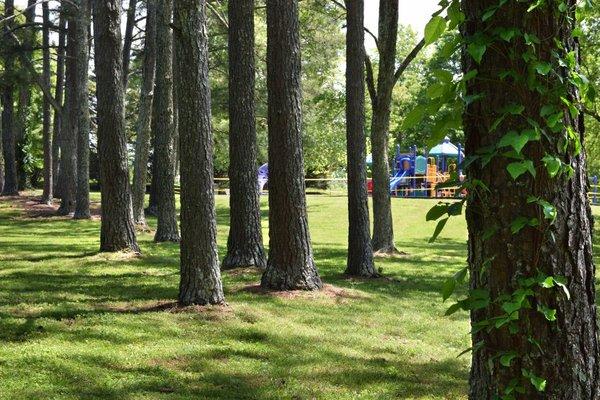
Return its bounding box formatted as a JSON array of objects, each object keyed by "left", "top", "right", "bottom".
[
  {"left": 132, "top": 0, "right": 157, "bottom": 226},
  {"left": 0, "top": 116, "right": 4, "bottom": 194},
  {"left": 41, "top": 0, "right": 52, "bottom": 204},
  {"left": 122, "top": 0, "right": 137, "bottom": 89},
  {"left": 15, "top": 0, "right": 36, "bottom": 191},
  {"left": 152, "top": 0, "right": 180, "bottom": 242},
  {"left": 344, "top": 0, "right": 376, "bottom": 277},
  {"left": 173, "top": 0, "right": 224, "bottom": 305},
  {"left": 57, "top": 15, "right": 78, "bottom": 215},
  {"left": 222, "top": 0, "right": 267, "bottom": 270},
  {"left": 369, "top": 0, "right": 398, "bottom": 254},
  {"left": 73, "top": 0, "right": 92, "bottom": 219},
  {"left": 93, "top": 0, "right": 140, "bottom": 253},
  {"left": 1, "top": 0, "right": 18, "bottom": 196},
  {"left": 260, "top": 0, "right": 322, "bottom": 291},
  {"left": 463, "top": 1, "right": 600, "bottom": 398},
  {"left": 52, "top": 14, "right": 66, "bottom": 198}
]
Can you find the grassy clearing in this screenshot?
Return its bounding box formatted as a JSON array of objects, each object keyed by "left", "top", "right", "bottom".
[{"left": 0, "top": 192, "right": 481, "bottom": 399}]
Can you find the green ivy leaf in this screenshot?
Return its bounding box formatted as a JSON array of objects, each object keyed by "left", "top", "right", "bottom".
[
  {"left": 567, "top": 125, "right": 581, "bottom": 156},
  {"left": 454, "top": 267, "right": 468, "bottom": 283},
  {"left": 534, "top": 61, "right": 552, "bottom": 75},
  {"left": 500, "top": 351, "right": 518, "bottom": 367},
  {"left": 426, "top": 203, "right": 448, "bottom": 221},
  {"left": 496, "top": 27, "right": 520, "bottom": 42},
  {"left": 540, "top": 277, "right": 555, "bottom": 288},
  {"left": 527, "top": 0, "right": 545, "bottom": 12},
  {"left": 482, "top": 6, "right": 498, "bottom": 22},
  {"left": 468, "top": 43, "right": 487, "bottom": 64},
  {"left": 429, "top": 218, "right": 449, "bottom": 243},
  {"left": 507, "top": 161, "right": 535, "bottom": 180},
  {"left": 511, "top": 216, "right": 538, "bottom": 234},
  {"left": 537, "top": 304, "right": 557, "bottom": 321},
  {"left": 542, "top": 155, "right": 561, "bottom": 178},
  {"left": 441, "top": 278, "right": 456, "bottom": 302},
  {"left": 445, "top": 301, "right": 465, "bottom": 316},
  {"left": 503, "top": 103, "right": 526, "bottom": 115},
  {"left": 540, "top": 104, "right": 556, "bottom": 117},
  {"left": 522, "top": 369, "right": 547, "bottom": 392},
  {"left": 448, "top": 201, "right": 464, "bottom": 216},
  {"left": 463, "top": 69, "right": 478, "bottom": 81},
  {"left": 424, "top": 16, "right": 447, "bottom": 45},
  {"left": 498, "top": 131, "right": 529, "bottom": 153}
]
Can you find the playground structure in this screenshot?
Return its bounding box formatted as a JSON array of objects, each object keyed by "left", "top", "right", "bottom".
[
  {"left": 256, "top": 138, "right": 465, "bottom": 198},
  {"left": 258, "top": 163, "right": 269, "bottom": 193},
  {"left": 368, "top": 137, "right": 465, "bottom": 198}
]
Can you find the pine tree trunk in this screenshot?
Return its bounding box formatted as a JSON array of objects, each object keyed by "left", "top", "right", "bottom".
[
  {"left": 57, "top": 16, "right": 78, "bottom": 215},
  {"left": 173, "top": 0, "right": 224, "bottom": 305},
  {"left": 122, "top": 0, "right": 137, "bottom": 89},
  {"left": 260, "top": 0, "right": 322, "bottom": 291},
  {"left": 15, "top": 0, "right": 36, "bottom": 191},
  {"left": 370, "top": 0, "right": 398, "bottom": 254},
  {"left": 223, "top": 0, "right": 267, "bottom": 271},
  {"left": 463, "top": 1, "right": 600, "bottom": 398},
  {"left": 0, "top": 124, "right": 3, "bottom": 195},
  {"left": 1, "top": 0, "right": 18, "bottom": 197},
  {"left": 41, "top": 0, "right": 53, "bottom": 204},
  {"left": 344, "top": 0, "right": 376, "bottom": 277},
  {"left": 152, "top": 0, "right": 180, "bottom": 243},
  {"left": 93, "top": 0, "right": 140, "bottom": 253},
  {"left": 73, "top": 0, "right": 91, "bottom": 219},
  {"left": 132, "top": 0, "right": 157, "bottom": 226},
  {"left": 52, "top": 14, "right": 66, "bottom": 198},
  {"left": 147, "top": 147, "right": 159, "bottom": 216}
]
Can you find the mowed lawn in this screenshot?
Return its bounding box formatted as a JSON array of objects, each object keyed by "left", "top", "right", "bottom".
[{"left": 6, "top": 192, "right": 593, "bottom": 399}]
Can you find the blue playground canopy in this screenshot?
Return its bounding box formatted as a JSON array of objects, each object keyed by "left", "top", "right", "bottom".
[{"left": 428, "top": 137, "right": 464, "bottom": 158}]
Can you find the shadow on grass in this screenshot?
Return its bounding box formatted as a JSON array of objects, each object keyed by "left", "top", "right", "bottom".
[{"left": 0, "top": 196, "right": 470, "bottom": 399}]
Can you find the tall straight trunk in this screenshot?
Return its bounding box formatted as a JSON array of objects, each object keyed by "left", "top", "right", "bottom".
[
  {"left": 370, "top": 0, "right": 398, "bottom": 254},
  {"left": 122, "top": 0, "right": 137, "bottom": 89},
  {"left": 172, "top": 79, "right": 179, "bottom": 179},
  {"left": 1, "top": 0, "right": 18, "bottom": 196},
  {"left": 147, "top": 146, "right": 158, "bottom": 215},
  {"left": 0, "top": 115, "right": 4, "bottom": 194},
  {"left": 173, "top": 0, "right": 224, "bottom": 305},
  {"left": 41, "top": 1, "right": 53, "bottom": 204},
  {"left": 261, "top": 0, "right": 322, "bottom": 291},
  {"left": 344, "top": 0, "right": 376, "bottom": 277},
  {"left": 223, "top": 0, "right": 266, "bottom": 270},
  {"left": 74, "top": 0, "right": 92, "bottom": 219},
  {"left": 15, "top": 0, "right": 36, "bottom": 191},
  {"left": 93, "top": 0, "right": 140, "bottom": 253},
  {"left": 57, "top": 17, "right": 78, "bottom": 215},
  {"left": 52, "top": 14, "right": 67, "bottom": 197},
  {"left": 152, "top": 0, "right": 180, "bottom": 242},
  {"left": 132, "top": 0, "right": 157, "bottom": 226},
  {"left": 463, "top": 1, "right": 600, "bottom": 398}
]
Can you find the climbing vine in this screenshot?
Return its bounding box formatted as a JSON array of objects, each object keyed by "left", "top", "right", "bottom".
[{"left": 406, "top": 0, "right": 595, "bottom": 397}]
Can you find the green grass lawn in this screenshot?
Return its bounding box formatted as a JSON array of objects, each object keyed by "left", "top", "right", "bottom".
[{"left": 0, "top": 192, "right": 505, "bottom": 399}]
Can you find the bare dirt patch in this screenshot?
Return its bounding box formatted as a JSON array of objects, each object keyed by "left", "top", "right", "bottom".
[
  {"left": 3, "top": 194, "right": 102, "bottom": 219},
  {"left": 240, "top": 283, "right": 369, "bottom": 301}
]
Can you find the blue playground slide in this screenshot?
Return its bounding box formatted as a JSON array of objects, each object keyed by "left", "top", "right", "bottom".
[{"left": 389, "top": 170, "right": 409, "bottom": 192}]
